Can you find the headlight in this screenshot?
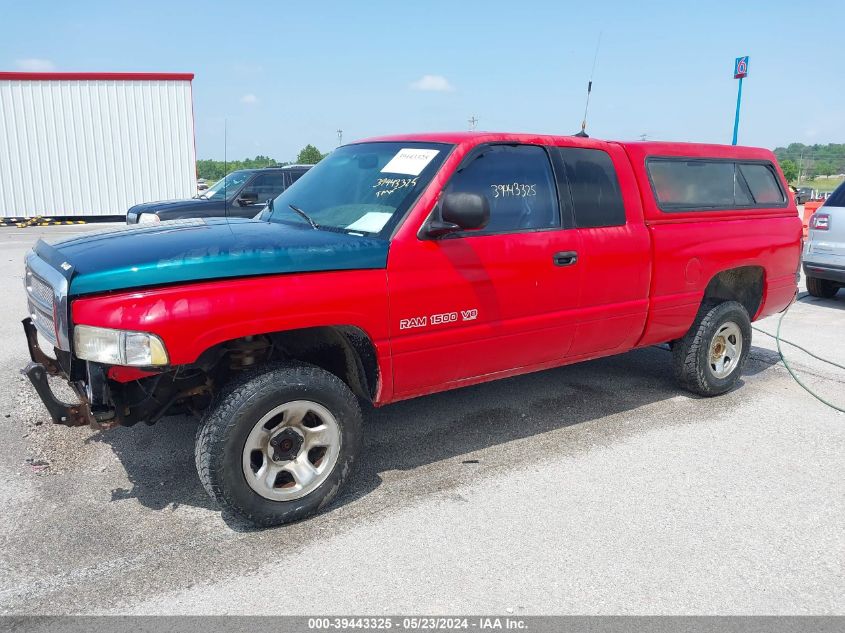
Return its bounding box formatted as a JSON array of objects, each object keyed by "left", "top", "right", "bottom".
[
  {"left": 137, "top": 213, "right": 161, "bottom": 225},
  {"left": 73, "top": 325, "right": 169, "bottom": 366}
]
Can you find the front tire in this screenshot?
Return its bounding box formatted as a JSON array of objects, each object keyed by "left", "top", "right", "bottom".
[
  {"left": 806, "top": 276, "right": 839, "bottom": 298},
  {"left": 195, "top": 362, "right": 362, "bottom": 527},
  {"left": 672, "top": 301, "right": 751, "bottom": 397}
]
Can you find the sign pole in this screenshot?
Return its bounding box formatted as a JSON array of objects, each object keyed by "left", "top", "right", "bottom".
[
  {"left": 731, "top": 55, "right": 748, "bottom": 146},
  {"left": 732, "top": 77, "right": 743, "bottom": 146}
]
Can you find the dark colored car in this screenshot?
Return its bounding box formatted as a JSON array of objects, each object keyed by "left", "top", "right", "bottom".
[
  {"left": 126, "top": 165, "right": 311, "bottom": 224},
  {"left": 795, "top": 187, "right": 814, "bottom": 205}
]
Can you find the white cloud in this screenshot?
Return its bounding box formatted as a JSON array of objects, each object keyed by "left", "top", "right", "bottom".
[
  {"left": 15, "top": 58, "right": 56, "bottom": 72},
  {"left": 409, "top": 74, "right": 454, "bottom": 92},
  {"left": 240, "top": 93, "right": 258, "bottom": 105}
]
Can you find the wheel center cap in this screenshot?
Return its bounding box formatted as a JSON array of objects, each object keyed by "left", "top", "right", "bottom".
[
  {"left": 712, "top": 337, "right": 726, "bottom": 359},
  {"left": 269, "top": 428, "right": 304, "bottom": 462}
]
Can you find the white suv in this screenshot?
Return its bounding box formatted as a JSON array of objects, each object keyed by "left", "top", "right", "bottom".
[{"left": 803, "top": 182, "right": 845, "bottom": 298}]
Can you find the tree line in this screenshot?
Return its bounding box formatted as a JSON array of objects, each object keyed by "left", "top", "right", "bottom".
[
  {"left": 197, "top": 144, "right": 327, "bottom": 181},
  {"left": 775, "top": 143, "right": 845, "bottom": 183}
]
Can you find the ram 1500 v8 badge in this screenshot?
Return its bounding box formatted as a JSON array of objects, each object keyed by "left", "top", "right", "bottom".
[{"left": 21, "top": 133, "right": 801, "bottom": 526}]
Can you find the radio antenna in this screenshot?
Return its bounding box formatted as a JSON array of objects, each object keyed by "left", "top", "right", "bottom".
[
  {"left": 575, "top": 32, "right": 602, "bottom": 138},
  {"left": 223, "top": 118, "right": 228, "bottom": 219}
]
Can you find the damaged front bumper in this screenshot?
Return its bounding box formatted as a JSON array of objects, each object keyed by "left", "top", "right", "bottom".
[{"left": 21, "top": 317, "right": 115, "bottom": 429}]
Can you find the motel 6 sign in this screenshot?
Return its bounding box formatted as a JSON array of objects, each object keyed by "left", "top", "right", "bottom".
[{"left": 734, "top": 56, "right": 749, "bottom": 79}]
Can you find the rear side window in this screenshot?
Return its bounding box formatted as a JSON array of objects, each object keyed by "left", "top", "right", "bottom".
[
  {"left": 555, "top": 148, "right": 626, "bottom": 228},
  {"left": 647, "top": 159, "right": 785, "bottom": 210},
  {"left": 739, "top": 163, "right": 785, "bottom": 204}
]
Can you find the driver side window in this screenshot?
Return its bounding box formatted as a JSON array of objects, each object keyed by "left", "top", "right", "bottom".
[
  {"left": 444, "top": 144, "right": 560, "bottom": 234},
  {"left": 242, "top": 173, "right": 287, "bottom": 202}
]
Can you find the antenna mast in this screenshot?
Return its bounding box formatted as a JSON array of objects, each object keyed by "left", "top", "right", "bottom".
[
  {"left": 576, "top": 32, "right": 602, "bottom": 137},
  {"left": 337, "top": 129, "right": 343, "bottom": 146},
  {"left": 223, "top": 119, "right": 228, "bottom": 218},
  {"left": 468, "top": 115, "right": 478, "bottom": 131}
]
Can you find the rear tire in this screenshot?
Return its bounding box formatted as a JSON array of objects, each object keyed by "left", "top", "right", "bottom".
[
  {"left": 672, "top": 301, "right": 751, "bottom": 397},
  {"left": 195, "top": 362, "right": 362, "bottom": 527},
  {"left": 806, "top": 276, "right": 839, "bottom": 298}
]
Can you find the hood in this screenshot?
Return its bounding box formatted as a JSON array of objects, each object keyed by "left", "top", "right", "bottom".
[
  {"left": 129, "top": 199, "right": 216, "bottom": 214},
  {"left": 35, "top": 218, "right": 389, "bottom": 296}
]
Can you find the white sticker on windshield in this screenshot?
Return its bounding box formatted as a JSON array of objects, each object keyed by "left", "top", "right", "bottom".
[
  {"left": 381, "top": 148, "right": 440, "bottom": 176},
  {"left": 346, "top": 212, "right": 393, "bottom": 233}
]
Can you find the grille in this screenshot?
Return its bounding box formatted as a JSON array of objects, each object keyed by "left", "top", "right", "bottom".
[
  {"left": 25, "top": 268, "right": 58, "bottom": 347},
  {"left": 28, "top": 273, "right": 54, "bottom": 308}
]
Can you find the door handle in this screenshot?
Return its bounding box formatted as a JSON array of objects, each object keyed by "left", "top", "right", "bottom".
[{"left": 553, "top": 251, "right": 578, "bottom": 266}]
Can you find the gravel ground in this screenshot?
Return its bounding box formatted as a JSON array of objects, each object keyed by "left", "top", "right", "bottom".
[{"left": 0, "top": 224, "right": 843, "bottom": 615}]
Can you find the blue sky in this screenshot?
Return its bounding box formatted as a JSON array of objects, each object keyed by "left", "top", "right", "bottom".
[{"left": 3, "top": 0, "right": 843, "bottom": 160}]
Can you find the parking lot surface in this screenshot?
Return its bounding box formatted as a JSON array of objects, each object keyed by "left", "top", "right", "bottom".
[{"left": 1, "top": 225, "right": 843, "bottom": 615}]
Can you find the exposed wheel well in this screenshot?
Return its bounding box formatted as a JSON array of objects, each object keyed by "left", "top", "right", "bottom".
[
  {"left": 196, "top": 326, "right": 380, "bottom": 402},
  {"left": 702, "top": 266, "right": 765, "bottom": 318},
  {"left": 272, "top": 326, "right": 379, "bottom": 401}
]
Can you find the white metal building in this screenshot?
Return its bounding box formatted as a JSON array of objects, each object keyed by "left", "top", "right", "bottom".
[{"left": 0, "top": 72, "right": 196, "bottom": 218}]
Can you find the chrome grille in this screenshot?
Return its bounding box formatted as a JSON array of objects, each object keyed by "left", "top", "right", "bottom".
[
  {"left": 28, "top": 273, "right": 54, "bottom": 308},
  {"left": 29, "top": 301, "right": 58, "bottom": 346},
  {"left": 25, "top": 267, "right": 58, "bottom": 347},
  {"left": 24, "top": 251, "right": 71, "bottom": 351}
]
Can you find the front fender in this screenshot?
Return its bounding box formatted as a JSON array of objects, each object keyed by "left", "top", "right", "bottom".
[{"left": 70, "top": 270, "right": 391, "bottom": 368}]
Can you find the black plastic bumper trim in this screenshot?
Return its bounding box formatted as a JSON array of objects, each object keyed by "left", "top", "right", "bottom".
[{"left": 803, "top": 263, "right": 845, "bottom": 284}]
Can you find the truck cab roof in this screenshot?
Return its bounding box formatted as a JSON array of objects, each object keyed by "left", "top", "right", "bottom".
[{"left": 355, "top": 131, "right": 775, "bottom": 161}]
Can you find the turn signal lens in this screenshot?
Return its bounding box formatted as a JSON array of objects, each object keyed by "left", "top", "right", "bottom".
[{"left": 73, "top": 325, "right": 169, "bottom": 366}]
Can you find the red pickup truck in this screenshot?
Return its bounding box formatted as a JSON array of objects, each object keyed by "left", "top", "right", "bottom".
[{"left": 22, "top": 133, "right": 801, "bottom": 526}]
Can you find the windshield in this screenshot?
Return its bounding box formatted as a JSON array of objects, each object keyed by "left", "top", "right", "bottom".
[
  {"left": 266, "top": 142, "right": 452, "bottom": 236},
  {"left": 201, "top": 170, "right": 252, "bottom": 200}
]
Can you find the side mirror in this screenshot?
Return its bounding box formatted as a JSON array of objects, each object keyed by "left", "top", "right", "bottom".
[
  {"left": 426, "top": 192, "right": 490, "bottom": 238},
  {"left": 254, "top": 198, "right": 276, "bottom": 221},
  {"left": 237, "top": 192, "right": 259, "bottom": 206}
]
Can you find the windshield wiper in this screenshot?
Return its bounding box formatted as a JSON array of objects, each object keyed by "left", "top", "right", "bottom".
[{"left": 288, "top": 204, "right": 319, "bottom": 230}]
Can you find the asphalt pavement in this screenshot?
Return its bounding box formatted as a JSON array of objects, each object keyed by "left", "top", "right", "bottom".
[{"left": 0, "top": 224, "right": 843, "bottom": 615}]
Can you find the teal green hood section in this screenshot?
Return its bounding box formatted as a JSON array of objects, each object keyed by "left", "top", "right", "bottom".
[{"left": 35, "top": 218, "right": 390, "bottom": 296}]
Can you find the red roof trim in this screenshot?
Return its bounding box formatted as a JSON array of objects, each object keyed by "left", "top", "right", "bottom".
[{"left": 0, "top": 72, "right": 194, "bottom": 81}]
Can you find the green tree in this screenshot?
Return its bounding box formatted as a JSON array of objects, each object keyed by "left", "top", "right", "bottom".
[
  {"left": 814, "top": 160, "right": 836, "bottom": 177},
  {"left": 296, "top": 144, "right": 324, "bottom": 165},
  {"left": 774, "top": 143, "right": 845, "bottom": 175},
  {"left": 779, "top": 159, "right": 798, "bottom": 183},
  {"left": 196, "top": 155, "right": 285, "bottom": 181}
]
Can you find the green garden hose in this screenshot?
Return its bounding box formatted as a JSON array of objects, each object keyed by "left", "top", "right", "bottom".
[{"left": 751, "top": 293, "right": 845, "bottom": 413}]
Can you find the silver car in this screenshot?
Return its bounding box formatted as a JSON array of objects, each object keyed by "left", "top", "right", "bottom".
[{"left": 803, "top": 182, "right": 845, "bottom": 298}]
